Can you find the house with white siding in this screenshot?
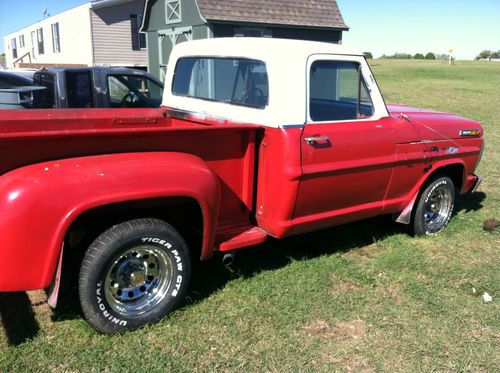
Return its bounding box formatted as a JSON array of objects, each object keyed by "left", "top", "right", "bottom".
[{"left": 2, "top": 0, "right": 147, "bottom": 69}]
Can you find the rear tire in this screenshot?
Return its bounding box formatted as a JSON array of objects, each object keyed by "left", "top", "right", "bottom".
[
  {"left": 79, "top": 218, "right": 190, "bottom": 334},
  {"left": 412, "top": 176, "right": 455, "bottom": 235}
]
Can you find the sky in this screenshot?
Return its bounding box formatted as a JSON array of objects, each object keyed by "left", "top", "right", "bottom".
[
  {"left": 337, "top": 0, "right": 500, "bottom": 59},
  {"left": 1, "top": 0, "right": 499, "bottom": 59}
]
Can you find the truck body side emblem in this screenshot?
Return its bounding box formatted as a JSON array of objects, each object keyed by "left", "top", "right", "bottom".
[{"left": 444, "top": 147, "right": 458, "bottom": 154}]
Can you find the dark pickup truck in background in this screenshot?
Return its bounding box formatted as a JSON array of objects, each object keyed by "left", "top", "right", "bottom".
[
  {"left": 0, "top": 67, "right": 164, "bottom": 109},
  {"left": 33, "top": 67, "right": 164, "bottom": 109}
]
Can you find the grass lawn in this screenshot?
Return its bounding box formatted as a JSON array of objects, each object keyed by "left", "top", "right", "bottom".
[{"left": 1, "top": 60, "right": 498, "bottom": 372}]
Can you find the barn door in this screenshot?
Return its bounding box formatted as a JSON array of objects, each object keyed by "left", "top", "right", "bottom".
[{"left": 158, "top": 27, "right": 193, "bottom": 81}]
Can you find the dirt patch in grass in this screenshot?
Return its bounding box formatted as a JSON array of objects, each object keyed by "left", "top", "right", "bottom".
[
  {"left": 320, "top": 352, "right": 375, "bottom": 373},
  {"left": 347, "top": 243, "right": 384, "bottom": 261},
  {"left": 302, "top": 318, "right": 367, "bottom": 341},
  {"left": 383, "top": 284, "right": 404, "bottom": 305},
  {"left": 483, "top": 218, "right": 500, "bottom": 232},
  {"left": 331, "top": 275, "right": 361, "bottom": 293}
]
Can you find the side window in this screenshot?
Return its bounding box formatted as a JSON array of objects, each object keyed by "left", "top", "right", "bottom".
[
  {"left": 66, "top": 71, "right": 94, "bottom": 108},
  {"left": 309, "top": 60, "right": 373, "bottom": 122},
  {"left": 11, "top": 38, "right": 17, "bottom": 59},
  {"left": 107, "top": 75, "right": 164, "bottom": 108},
  {"left": 37, "top": 28, "right": 44, "bottom": 55},
  {"left": 51, "top": 23, "right": 61, "bottom": 53},
  {"left": 130, "top": 14, "right": 146, "bottom": 50},
  {"left": 32, "top": 71, "right": 56, "bottom": 108}
]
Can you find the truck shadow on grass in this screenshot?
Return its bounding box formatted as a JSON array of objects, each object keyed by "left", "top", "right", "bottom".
[
  {"left": 0, "top": 292, "right": 40, "bottom": 346},
  {"left": 0, "top": 191, "right": 485, "bottom": 344},
  {"left": 184, "top": 190, "right": 487, "bottom": 309}
]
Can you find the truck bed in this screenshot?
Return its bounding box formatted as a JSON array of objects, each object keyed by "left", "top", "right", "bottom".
[{"left": 0, "top": 108, "right": 261, "bottom": 233}]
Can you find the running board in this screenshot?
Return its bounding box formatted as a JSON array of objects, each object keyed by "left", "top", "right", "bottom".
[{"left": 217, "top": 226, "right": 268, "bottom": 252}]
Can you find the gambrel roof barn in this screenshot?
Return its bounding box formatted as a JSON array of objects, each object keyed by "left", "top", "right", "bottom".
[{"left": 141, "top": 0, "right": 348, "bottom": 79}]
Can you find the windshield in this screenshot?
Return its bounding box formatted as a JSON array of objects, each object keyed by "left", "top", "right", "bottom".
[{"left": 172, "top": 57, "right": 269, "bottom": 109}]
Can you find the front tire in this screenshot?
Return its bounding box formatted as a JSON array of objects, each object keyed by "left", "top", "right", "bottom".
[
  {"left": 79, "top": 218, "right": 190, "bottom": 334},
  {"left": 412, "top": 176, "right": 455, "bottom": 235}
]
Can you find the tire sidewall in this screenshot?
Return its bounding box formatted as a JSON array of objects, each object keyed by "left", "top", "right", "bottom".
[
  {"left": 414, "top": 176, "right": 455, "bottom": 235},
  {"left": 80, "top": 222, "right": 190, "bottom": 333}
]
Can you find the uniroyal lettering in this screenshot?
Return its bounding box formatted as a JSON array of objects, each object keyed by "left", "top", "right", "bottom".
[{"left": 96, "top": 281, "right": 127, "bottom": 326}]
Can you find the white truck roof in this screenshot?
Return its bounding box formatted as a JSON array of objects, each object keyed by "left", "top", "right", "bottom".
[
  {"left": 163, "top": 38, "right": 387, "bottom": 127},
  {"left": 171, "top": 37, "right": 363, "bottom": 61}
]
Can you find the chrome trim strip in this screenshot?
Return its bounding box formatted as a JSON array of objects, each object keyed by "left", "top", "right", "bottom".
[{"left": 279, "top": 124, "right": 304, "bottom": 129}]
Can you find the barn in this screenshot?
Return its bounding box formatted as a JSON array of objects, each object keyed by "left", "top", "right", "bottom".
[{"left": 140, "top": 0, "right": 348, "bottom": 79}]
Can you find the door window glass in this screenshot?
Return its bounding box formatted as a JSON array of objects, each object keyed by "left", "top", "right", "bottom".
[
  {"left": 107, "top": 75, "right": 163, "bottom": 108},
  {"left": 309, "top": 60, "right": 373, "bottom": 122},
  {"left": 66, "top": 71, "right": 94, "bottom": 108}
]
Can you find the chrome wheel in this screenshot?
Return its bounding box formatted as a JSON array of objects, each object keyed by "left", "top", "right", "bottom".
[
  {"left": 423, "top": 184, "right": 453, "bottom": 231},
  {"left": 104, "top": 245, "right": 174, "bottom": 317}
]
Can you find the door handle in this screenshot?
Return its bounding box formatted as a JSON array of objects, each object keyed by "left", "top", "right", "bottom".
[{"left": 305, "top": 136, "right": 330, "bottom": 145}]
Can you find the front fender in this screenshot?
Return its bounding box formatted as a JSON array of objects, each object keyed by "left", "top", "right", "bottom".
[
  {"left": 0, "top": 152, "right": 220, "bottom": 291},
  {"left": 393, "top": 158, "right": 466, "bottom": 224}
]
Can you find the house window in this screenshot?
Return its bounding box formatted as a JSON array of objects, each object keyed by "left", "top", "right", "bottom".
[
  {"left": 19, "top": 35, "right": 25, "bottom": 48},
  {"left": 165, "top": 0, "right": 181, "bottom": 24},
  {"left": 51, "top": 23, "right": 61, "bottom": 53},
  {"left": 130, "top": 14, "right": 146, "bottom": 50},
  {"left": 31, "top": 31, "right": 36, "bottom": 58},
  {"left": 11, "top": 38, "right": 17, "bottom": 59},
  {"left": 37, "top": 28, "right": 44, "bottom": 55},
  {"left": 309, "top": 60, "right": 373, "bottom": 122},
  {"left": 234, "top": 28, "right": 272, "bottom": 38}
]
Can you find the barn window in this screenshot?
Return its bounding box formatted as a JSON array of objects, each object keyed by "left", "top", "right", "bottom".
[
  {"left": 234, "top": 28, "right": 272, "bottom": 38},
  {"left": 166, "top": 0, "right": 181, "bottom": 24}
]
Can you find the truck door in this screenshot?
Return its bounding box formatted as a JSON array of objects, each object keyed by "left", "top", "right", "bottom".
[{"left": 294, "top": 56, "right": 395, "bottom": 227}]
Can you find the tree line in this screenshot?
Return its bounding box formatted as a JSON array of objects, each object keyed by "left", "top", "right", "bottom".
[
  {"left": 475, "top": 50, "right": 500, "bottom": 60},
  {"left": 363, "top": 52, "right": 444, "bottom": 60},
  {"left": 363, "top": 50, "right": 500, "bottom": 60}
]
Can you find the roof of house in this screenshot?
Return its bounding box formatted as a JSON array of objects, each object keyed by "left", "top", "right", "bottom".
[
  {"left": 196, "top": 0, "right": 348, "bottom": 29},
  {"left": 90, "top": 0, "right": 139, "bottom": 10}
]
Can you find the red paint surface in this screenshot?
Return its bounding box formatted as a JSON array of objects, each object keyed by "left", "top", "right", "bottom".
[{"left": 0, "top": 105, "right": 484, "bottom": 291}]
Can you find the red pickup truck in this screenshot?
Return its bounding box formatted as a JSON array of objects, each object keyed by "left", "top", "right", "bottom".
[{"left": 0, "top": 38, "right": 483, "bottom": 333}]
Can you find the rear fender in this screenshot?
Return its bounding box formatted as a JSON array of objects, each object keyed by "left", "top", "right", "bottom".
[{"left": 0, "top": 152, "right": 220, "bottom": 291}]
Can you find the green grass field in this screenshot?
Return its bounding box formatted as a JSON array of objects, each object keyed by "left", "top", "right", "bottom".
[{"left": 1, "top": 60, "right": 498, "bottom": 372}]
